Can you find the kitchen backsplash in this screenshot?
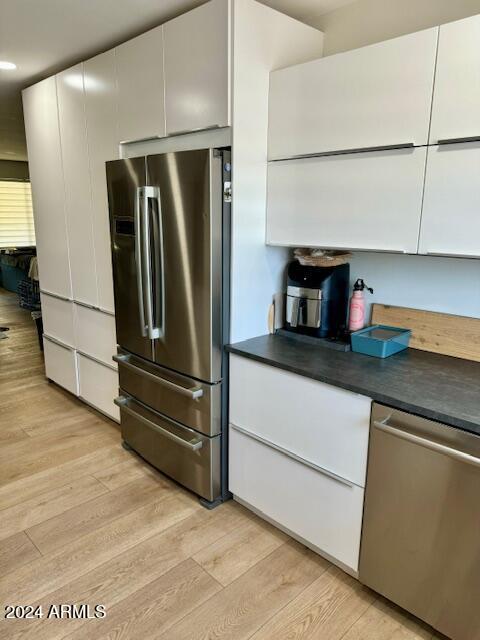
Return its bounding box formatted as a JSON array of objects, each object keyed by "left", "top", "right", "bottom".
[{"left": 349, "top": 252, "right": 480, "bottom": 319}]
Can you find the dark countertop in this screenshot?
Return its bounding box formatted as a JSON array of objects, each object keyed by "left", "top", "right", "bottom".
[{"left": 227, "top": 334, "right": 480, "bottom": 436}]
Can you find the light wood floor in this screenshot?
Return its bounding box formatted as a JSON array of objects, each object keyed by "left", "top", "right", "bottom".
[{"left": 0, "top": 287, "right": 444, "bottom": 640}]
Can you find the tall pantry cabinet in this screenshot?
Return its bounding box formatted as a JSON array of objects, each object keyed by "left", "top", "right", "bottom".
[
  {"left": 24, "top": 52, "right": 120, "bottom": 420},
  {"left": 23, "top": 0, "right": 324, "bottom": 419}
]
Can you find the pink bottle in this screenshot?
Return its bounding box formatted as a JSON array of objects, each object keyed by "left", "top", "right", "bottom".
[{"left": 348, "top": 279, "right": 374, "bottom": 332}]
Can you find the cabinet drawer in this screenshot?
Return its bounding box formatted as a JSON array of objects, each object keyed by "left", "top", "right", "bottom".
[
  {"left": 40, "top": 293, "right": 75, "bottom": 347},
  {"left": 266, "top": 147, "right": 426, "bottom": 253},
  {"left": 77, "top": 354, "right": 119, "bottom": 420},
  {"left": 74, "top": 304, "right": 117, "bottom": 367},
  {"left": 230, "top": 355, "right": 371, "bottom": 487},
  {"left": 43, "top": 336, "right": 78, "bottom": 395},
  {"left": 229, "top": 425, "right": 364, "bottom": 572}
]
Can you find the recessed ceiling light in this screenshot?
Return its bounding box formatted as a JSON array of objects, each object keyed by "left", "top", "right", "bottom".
[{"left": 0, "top": 61, "right": 17, "bottom": 70}]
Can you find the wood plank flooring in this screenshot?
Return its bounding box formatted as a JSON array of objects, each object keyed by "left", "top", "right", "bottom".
[{"left": 0, "top": 288, "right": 444, "bottom": 639}]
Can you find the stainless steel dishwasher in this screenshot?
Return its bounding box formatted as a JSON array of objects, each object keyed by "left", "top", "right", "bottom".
[{"left": 359, "top": 403, "right": 480, "bottom": 640}]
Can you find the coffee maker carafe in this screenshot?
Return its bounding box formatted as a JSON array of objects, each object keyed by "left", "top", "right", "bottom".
[{"left": 285, "top": 260, "right": 350, "bottom": 339}]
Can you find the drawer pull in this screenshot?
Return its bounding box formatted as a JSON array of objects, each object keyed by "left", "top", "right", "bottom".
[
  {"left": 271, "top": 142, "right": 415, "bottom": 162},
  {"left": 115, "top": 395, "right": 204, "bottom": 451},
  {"left": 113, "top": 354, "right": 204, "bottom": 399},
  {"left": 230, "top": 423, "right": 354, "bottom": 488},
  {"left": 43, "top": 334, "right": 74, "bottom": 351},
  {"left": 437, "top": 136, "right": 480, "bottom": 145},
  {"left": 167, "top": 124, "right": 221, "bottom": 137}
]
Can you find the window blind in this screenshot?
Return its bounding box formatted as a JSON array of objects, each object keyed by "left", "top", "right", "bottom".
[{"left": 0, "top": 180, "right": 36, "bottom": 248}]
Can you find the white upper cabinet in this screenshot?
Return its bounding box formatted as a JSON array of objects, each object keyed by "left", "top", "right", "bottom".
[
  {"left": 116, "top": 25, "right": 165, "bottom": 142},
  {"left": 22, "top": 78, "right": 72, "bottom": 299},
  {"left": 268, "top": 28, "right": 438, "bottom": 160},
  {"left": 267, "top": 147, "right": 427, "bottom": 253},
  {"left": 419, "top": 142, "right": 480, "bottom": 258},
  {"left": 84, "top": 50, "right": 118, "bottom": 313},
  {"left": 429, "top": 15, "right": 480, "bottom": 144},
  {"left": 56, "top": 64, "right": 98, "bottom": 307},
  {"left": 164, "top": 0, "right": 230, "bottom": 135}
]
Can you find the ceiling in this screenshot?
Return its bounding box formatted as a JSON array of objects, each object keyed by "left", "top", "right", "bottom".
[{"left": 0, "top": 0, "right": 354, "bottom": 162}]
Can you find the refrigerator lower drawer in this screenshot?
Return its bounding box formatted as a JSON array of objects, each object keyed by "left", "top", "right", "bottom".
[
  {"left": 115, "top": 349, "right": 221, "bottom": 437},
  {"left": 116, "top": 393, "right": 221, "bottom": 502}
]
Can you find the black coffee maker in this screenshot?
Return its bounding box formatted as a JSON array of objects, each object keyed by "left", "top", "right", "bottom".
[{"left": 285, "top": 260, "right": 350, "bottom": 339}]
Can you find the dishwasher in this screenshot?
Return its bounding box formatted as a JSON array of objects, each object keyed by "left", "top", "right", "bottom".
[{"left": 359, "top": 403, "right": 480, "bottom": 640}]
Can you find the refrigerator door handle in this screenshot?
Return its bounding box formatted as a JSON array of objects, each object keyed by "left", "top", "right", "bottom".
[
  {"left": 134, "top": 187, "right": 147, "bottom": 337},
  {"left": 152, "top": 186, "right": 165, "bottom": 339},
  {"left": 140, "top": 186, "right": 161, "bottom": 340}
]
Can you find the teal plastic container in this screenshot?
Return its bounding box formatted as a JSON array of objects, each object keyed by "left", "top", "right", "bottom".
[{"left": 350, "top": 324, "right": 411, "bottom": 358}]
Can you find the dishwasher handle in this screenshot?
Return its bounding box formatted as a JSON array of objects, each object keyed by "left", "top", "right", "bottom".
[{"left": 374, "top": 418, "right": 480, "bottom": 469}]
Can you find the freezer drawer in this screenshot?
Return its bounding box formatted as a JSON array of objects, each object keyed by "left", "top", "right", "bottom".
[
  {"left": 116, "top": 394, "right": 221, "bottom": 502},
  {"left": 114, "top": 349, "right": 221, "bottom": 436},
  {"left": 360, "top": 403, "right": 480, "bottom": 640}
]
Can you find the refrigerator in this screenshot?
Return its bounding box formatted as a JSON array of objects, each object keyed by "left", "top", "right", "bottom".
[{"left": 106, "top": 148, "right": 231, "bottom": 506}]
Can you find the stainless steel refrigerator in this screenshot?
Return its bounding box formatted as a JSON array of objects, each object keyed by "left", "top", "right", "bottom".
[{"left": 106, "top": 148, "right": 231, "bottom": 507}]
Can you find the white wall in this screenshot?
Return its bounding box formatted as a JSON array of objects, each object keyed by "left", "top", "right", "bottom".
[
  {"left": 315, "top": 0, "right": 480, "bottom": 55},
  {"left": 230, "top": 0, "right": 324, "bottom": 343},
  {"left": 349, "top": 252, "right": 480, "bottom": 320}
]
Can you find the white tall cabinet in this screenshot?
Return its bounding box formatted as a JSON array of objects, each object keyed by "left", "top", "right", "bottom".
[
  {"left": 23, "top": 77, "right": 72, "bottom": 299},
  {"left": 56, "top": 64, "right": 98, "bottom": 307},
  {"left": 84, "top": 50, "right": 118, "bottom": 314}
]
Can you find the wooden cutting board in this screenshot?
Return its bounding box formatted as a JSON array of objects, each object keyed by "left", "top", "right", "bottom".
[{"left": 371, "top": 304, "right": 480, "bottom": 363}]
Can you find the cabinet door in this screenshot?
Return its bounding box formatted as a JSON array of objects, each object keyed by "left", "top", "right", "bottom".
[
  {"left": 164, "top": 0, "right": 230, "bottom": 135},
  {"left": 40, "top": 293, "right": 75, "bottom": 347},
  {"left": 74, "top": 304, "right": 117, "bottom": 367},
  {"left": 268, "top": 28, "right": 438, "bottom": 160},
  {"left": 419, "top": 142, "right": 480, "bottom": 257},
  {"left": 22, "top": 78, "right": 71, "bottom": 298},
  {"left": 78, "top": 354, "right": 119, "bottom": 420},
  {"left": 56, "top": 64, "right": 98, "bottom": 307},
  {"left": 84, "top": 50, "right": 118, "bottom": 314},
  {"left": 267, "top": 147, "right": 427, "bottom": 253},
  {"left": 116, "top": 25, "right": 165, "bottom": 142},
  {"left": 43, "top": 337, "right": 78, "bottom": 395},
  {"left": 430, "top": 15, "right": 480, "bottom": 144}
]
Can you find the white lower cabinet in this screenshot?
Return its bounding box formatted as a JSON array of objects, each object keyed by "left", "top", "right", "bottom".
[
  {"left": 43, "top": 337, "right": 78, "bottom": 395},
  {"left": 77, "top": 354, "right": 119, "bottom": 421},
  {"left": 230, "top": 355, "right": 371, "bottom": 486},
  {"left": 229, "top": 354, "right": 371, "bottom": 574},
  {"left": 229, "top": 425, "right": 365, "bottom": 573},
  {"left": 74, "top": 304, "right": 117, "bottom": 368},
  {"left": 40, "top": 294, "right": 75, "bottom": 347},
  {"left": 266, "top": 147, "right": 427, "bottom": 253}
]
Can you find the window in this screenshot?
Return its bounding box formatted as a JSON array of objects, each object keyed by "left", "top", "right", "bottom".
[{"left": 0, "top": 180, "right": 35, "bottom": 249}]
